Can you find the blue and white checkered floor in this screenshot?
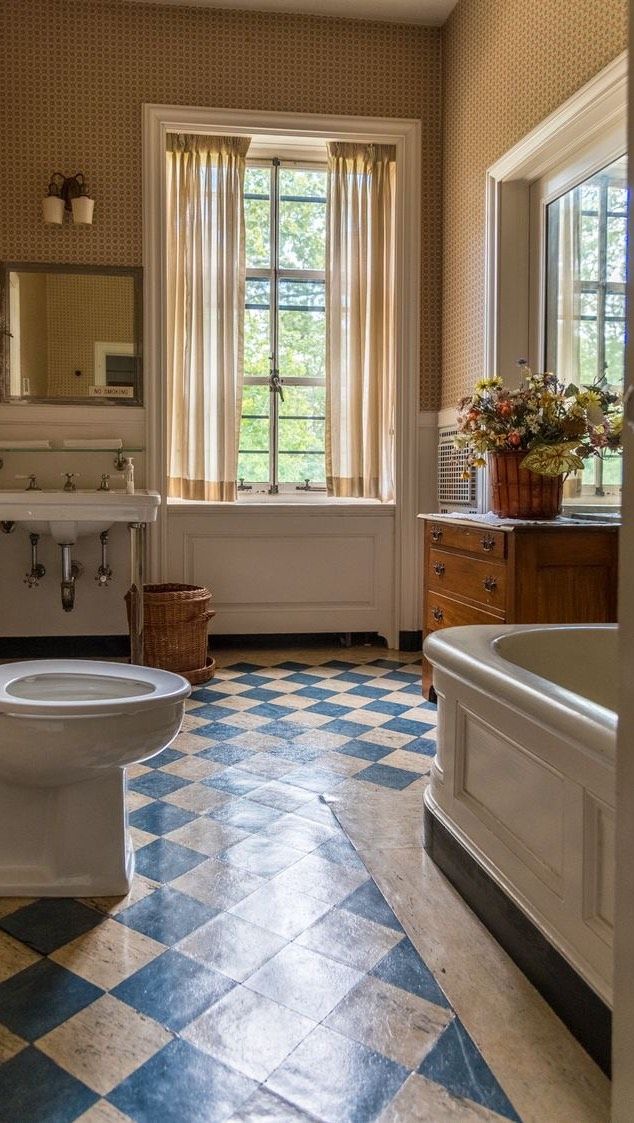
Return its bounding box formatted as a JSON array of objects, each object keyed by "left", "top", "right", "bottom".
[{"left": 0, "top": 648, "right": 522, "bottom": 1122}]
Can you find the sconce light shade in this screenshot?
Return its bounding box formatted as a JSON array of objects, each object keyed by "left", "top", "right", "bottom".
[
  {"left": 71, "top": 195, "right": 95, "bottom": 225},
  {"left": 42, "top": 194, "right": 64, "bottom": 224},
  {"left": 42, "top": 172, "right": 94, "bottom": 225}
]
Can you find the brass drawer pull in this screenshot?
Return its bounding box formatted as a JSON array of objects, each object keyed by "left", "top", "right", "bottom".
[
  {"left": 481, "top": 534, "right": 496, "bottom": 552},
  {"left": 483, "top": 575, "right": 497, "bottom": 593},
  {"left": 433, "top": 606, "right": 444, "bottom": 622},
  {"left": 431, "top": 526, "right": 443, "bottom": 543},
  {"left": 433, "top": 562, "right": 445, "bottom": 577}
]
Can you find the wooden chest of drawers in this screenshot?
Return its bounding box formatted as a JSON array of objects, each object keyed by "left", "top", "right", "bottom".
[{"left": 420, "top": 514, "right": 619, "bottom": 688}]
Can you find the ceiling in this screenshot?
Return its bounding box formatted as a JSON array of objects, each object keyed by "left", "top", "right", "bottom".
[{"left": 122, "top": 0, "right": 458, "bottom": 27}]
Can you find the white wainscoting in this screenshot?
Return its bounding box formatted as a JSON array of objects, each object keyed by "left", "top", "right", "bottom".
[{"left": 166, "top": 502, "right": 397, "bottom": 645}]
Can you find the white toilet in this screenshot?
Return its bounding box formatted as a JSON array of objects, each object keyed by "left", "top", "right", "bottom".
[{"left": 0, "top": 659, "right": 191, "bottom": 896}]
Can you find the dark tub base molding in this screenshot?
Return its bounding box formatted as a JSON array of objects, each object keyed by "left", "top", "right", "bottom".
[
  {"left": 0, "top": 635, "right": 130, "bottom": 660},
  {"left": 423, "top": 801, "right": 612, "bottom": 1076}
]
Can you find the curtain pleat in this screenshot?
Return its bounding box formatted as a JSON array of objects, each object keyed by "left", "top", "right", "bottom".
[
  {"left": 326, "top": 142, "right": 396, "bottom": 501},
  {"left": 166, "top": 133, "right": 250, "bottom": 501}
]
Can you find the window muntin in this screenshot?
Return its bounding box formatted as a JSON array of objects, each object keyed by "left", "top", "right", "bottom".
[
  {"left": 544, "top": 154, "right": 627, "bottom": 499},
  {"left": 239, "top": 161, "right": 327, "bottom": 492}
]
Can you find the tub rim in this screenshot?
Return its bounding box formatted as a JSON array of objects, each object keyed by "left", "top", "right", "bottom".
[{"left": 424, "top": 623, "right": 617, "bottom": 759}]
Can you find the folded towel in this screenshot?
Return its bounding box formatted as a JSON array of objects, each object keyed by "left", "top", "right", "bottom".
[
  {"left": 62, "top": 438, "right": 123, "bottom": 449},
  {"left": 0, "top": 439, "right": 52, "bottom": 449}
]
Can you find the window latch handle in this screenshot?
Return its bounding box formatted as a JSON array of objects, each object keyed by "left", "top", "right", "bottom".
[{"left": 269, "top": 368, "right": 285, "bottom": 403}]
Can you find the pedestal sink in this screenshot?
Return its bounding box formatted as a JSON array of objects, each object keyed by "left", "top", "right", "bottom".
[{"left": 0, "top": 490, "right": 161, "bottom": 662}]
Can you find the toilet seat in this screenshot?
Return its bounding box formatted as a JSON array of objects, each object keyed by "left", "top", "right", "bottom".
[{"left": 0, "top": 659, "right": 190, "bottom": 717}]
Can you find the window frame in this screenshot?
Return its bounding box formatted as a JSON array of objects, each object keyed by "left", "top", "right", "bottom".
[
  {"left": 483, "top": 52, "right": 627, "bottom": 513},
  {"left": 241, "top": 157, "right": 328, "bottom": 494}
]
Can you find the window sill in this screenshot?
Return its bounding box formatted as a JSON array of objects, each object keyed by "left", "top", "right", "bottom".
[{"left": 167, "top": 495, "right": 395, "bottom": 515}]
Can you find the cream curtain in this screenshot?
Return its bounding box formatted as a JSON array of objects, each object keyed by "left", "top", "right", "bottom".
[
  {"left": 166, "top": 134, "right": 250, "bottom": 501},
  {"left": 326, "top": 142, "right": 396, "bottom": 500}
]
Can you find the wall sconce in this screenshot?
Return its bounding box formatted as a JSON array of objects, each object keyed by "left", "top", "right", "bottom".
[{"left": 42, "top": 172, "right": 95, "bottom": 226}]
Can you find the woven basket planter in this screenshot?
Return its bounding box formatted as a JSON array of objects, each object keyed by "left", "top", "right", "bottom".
[
  {"left": 488, "top": 451, "right": 563, "bottom": 519},
  {"left": 125, "top": 583, "right": 215, "bottom": 683}
]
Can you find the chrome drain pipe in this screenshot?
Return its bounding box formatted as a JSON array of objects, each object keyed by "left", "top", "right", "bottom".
[{"left": 60, "top": 543, "right": 82, "bottom": 612}]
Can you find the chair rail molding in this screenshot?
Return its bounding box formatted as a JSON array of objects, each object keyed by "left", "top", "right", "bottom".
[{"left": 143, "top": 103, "right": 422, "bottom": 637}]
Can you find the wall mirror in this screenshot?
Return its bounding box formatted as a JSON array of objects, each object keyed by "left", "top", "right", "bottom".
[{"left": 1, "top": 263, "right": 142, "bottom": 405}]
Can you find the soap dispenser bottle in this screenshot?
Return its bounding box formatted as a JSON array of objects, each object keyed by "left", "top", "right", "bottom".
[{"left": 123, "top": 457, "right": 135, "bottom": 495}]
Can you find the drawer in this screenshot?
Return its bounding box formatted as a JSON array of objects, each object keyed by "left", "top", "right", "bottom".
[
  {"left": 428, "top": 548, "right": 507, "bottom": 610},
  {"left": 425, "top": 591, "right": 505, "bottom": 633},
  {"left": 426, "top": 521, "right": 506, "bottom": 559}
]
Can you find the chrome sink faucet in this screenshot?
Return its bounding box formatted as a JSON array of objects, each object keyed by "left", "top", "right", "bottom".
[
  {"left": 61, "top": 472, "right": 79, "bottom": 492},
  {"left": 15, "top": 474, "right": 41, "bottom": 491}
]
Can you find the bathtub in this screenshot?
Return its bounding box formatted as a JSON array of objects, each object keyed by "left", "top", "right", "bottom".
[{"left": 423, "top": 624, "right": 616, "bottom": 1023}]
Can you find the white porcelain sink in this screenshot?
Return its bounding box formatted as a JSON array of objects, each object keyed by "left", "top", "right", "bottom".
[{"left": 0, "top": 490, "right": 160, "bottom": 543}]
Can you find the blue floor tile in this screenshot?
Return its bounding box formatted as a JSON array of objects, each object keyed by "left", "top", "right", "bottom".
[
  {"left": 109, "top": 1037, "right": 257, "bottom": 1123},
  {"left": 361, "top": 699, "right": 411, "bottom": 717},
  {"left": 402, "top": 737, "right": 437, "bottom": 757},
  {"left": 268, "top": 743, "right": 325, "bottom": 763},
  {"left": 208, "top": 799, "right": 283, "bottom": 830},
  {"left": 112, "top": 949, "right": 235, "bottom": 1031},
  {"left": 337, "top": 741, "right": 393, "bottom": 762},
  {"left": 0, "top": 1047, "right": 98, "bottom": 1123},
  {"left": 282, "top": 671, "right": 323, "bottom": 684},
  {"left": 239, "top": 687, "right": 283, "bottom": 701},
  {"left": 356, "top": 764, "right": 421, "bottom": 790},
  {"left": 145, "top": 747, "right": 184, "bottom": 770},
  {"left": 316, "top": 835, "right": 366, "bottom": 869},
  {"left": 224, "top": 662, "right": 263, "bottom": 673},
  {"left": 129, "top": 801, "right": 196, "bottom": 837},
  {"left": 346, "top": 683, "right": 389, "bottom": 698},
  {"left": 305, "top": 701, "right": 350, "bottom": 717},
  {"left": 380, "top": 669, "right": 422, "bottom": 684},
  {"left": 367, "top": 659, "right": 404, "bottom": 669},
  {"left": 128, "top": 771, "right": 189, "bottom": 799},
  {"left": 247, "top": 703, "right": 294, "bottom": 720},
  {"left": 322, "top": 660, "right": 358, "bottom": 669},
  {"left": 134, "top": 839, "right": 208, "bottom": 882},
  {"left": 260, "top": 721, "right": 311, "bottom": 740},
  {"left": 186, "top": 703, "right": 240, "bottom": 722},
  {"left": 203, "top": 768, "right": 265, "bottom": 796},
  {"left": 329, "top": 671, "right": 376, "bottom": 684},
  {"left": 320, "top": 718, "right": 369, "bottom": 738},
  {"left": 266, "top": 1025, "right": 408, "bottom": 1123},
  {"left": 293, "top": 686, "right": 336, "bottom": 701},
  {"left": 190, "top": 722, "right": 246, "bottom": 742},
  {"left": 233, "top": 672, "right": 273, "bottom": 685},
  {"left": 419, "top": 1019, "right": 521, "bottom": 1121},
  {"left": 189, "top": 687, "right": 236, "bottom": 703},
  {"left": 0, "top": 898, "right": 103, "bottom": 955},
  {"left": 372, "top": 938, "right": 450, "bottom": 1008},
  {"left": 381, "top": 717, "right": 436, "bottom": 737},
  {"left": 199, "top": 745, "right": 255, "bottom": 766},
  {"left": 340, "top": 880, "right": 403, "bottom": 932},
  {"left": 276, "top": 662, "right": 313, "bottom": 672},
  {"left": 116, "top": 887, "right": 217, "bottom": 945},
  {"left": 0, "top": 960, "right": 102, "bottom": 1040}
]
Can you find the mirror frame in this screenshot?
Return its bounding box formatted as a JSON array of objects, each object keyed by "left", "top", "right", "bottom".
[{"left": 0, "top": 262, "right": 143, "bottom": 406}]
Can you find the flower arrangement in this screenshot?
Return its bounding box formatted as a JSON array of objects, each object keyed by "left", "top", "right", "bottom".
[{"left": 455, "top": 361, "right": 623, "bottom": 478}]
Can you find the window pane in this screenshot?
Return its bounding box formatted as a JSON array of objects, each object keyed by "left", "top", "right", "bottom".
[
  {"left": 244, "top": 279, "right": 270, "bottom": 377},
  {"left": 237, "top": 452, "right": 269, "bottom": 482},
  {"left": 279, "top": 385, "right": 326, "bottom": 418},
  {"left": 245, "top": 168, "right": 271, "bottom": 269},
  {"left": 278, "top": 280, "right": 325, "bottom": 379},
  {"left": 579, "top": 213, "right": 599, "bottom": 280},
  {"left": 278, "top": 452, "right": 326, "bottom": 484},
  {"left": 279, "top": 169, "right": 327, "bottom": 271},
  {"left": 607, "top": 216, "right": 627, "bottom": 281}
]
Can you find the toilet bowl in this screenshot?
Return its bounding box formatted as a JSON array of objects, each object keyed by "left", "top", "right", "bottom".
[{"left": 0, "top": 659, "right": 190, "bottom": 896}]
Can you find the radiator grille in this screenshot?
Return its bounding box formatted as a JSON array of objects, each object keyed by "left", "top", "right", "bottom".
[{"left": 437, "top": 427, "right": 477, "bottom": 506}]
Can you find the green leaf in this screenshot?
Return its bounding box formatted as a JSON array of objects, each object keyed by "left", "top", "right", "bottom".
[{"left": 520, "top": 443, "right": 585, "bottom": 476}]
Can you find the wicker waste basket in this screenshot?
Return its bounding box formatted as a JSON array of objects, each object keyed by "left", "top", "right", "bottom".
[{"left": 125, "top": 583, "right": 215, "bottom": 685}]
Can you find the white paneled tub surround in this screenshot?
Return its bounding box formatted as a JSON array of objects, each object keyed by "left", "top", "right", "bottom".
[
  {"left": 166, "top": 499, "right": 397, "bottom": 646},
  {"left": 423, "top": 623, "right": 617, "bottom": 1005}
]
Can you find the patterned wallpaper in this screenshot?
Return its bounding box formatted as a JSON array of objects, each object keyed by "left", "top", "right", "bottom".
[
  {"left": 0, "top": 0, "right": 442, "bottom": 408},
  {"left": 441, "top": 0, "right": 628, "bottom": 409}
]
